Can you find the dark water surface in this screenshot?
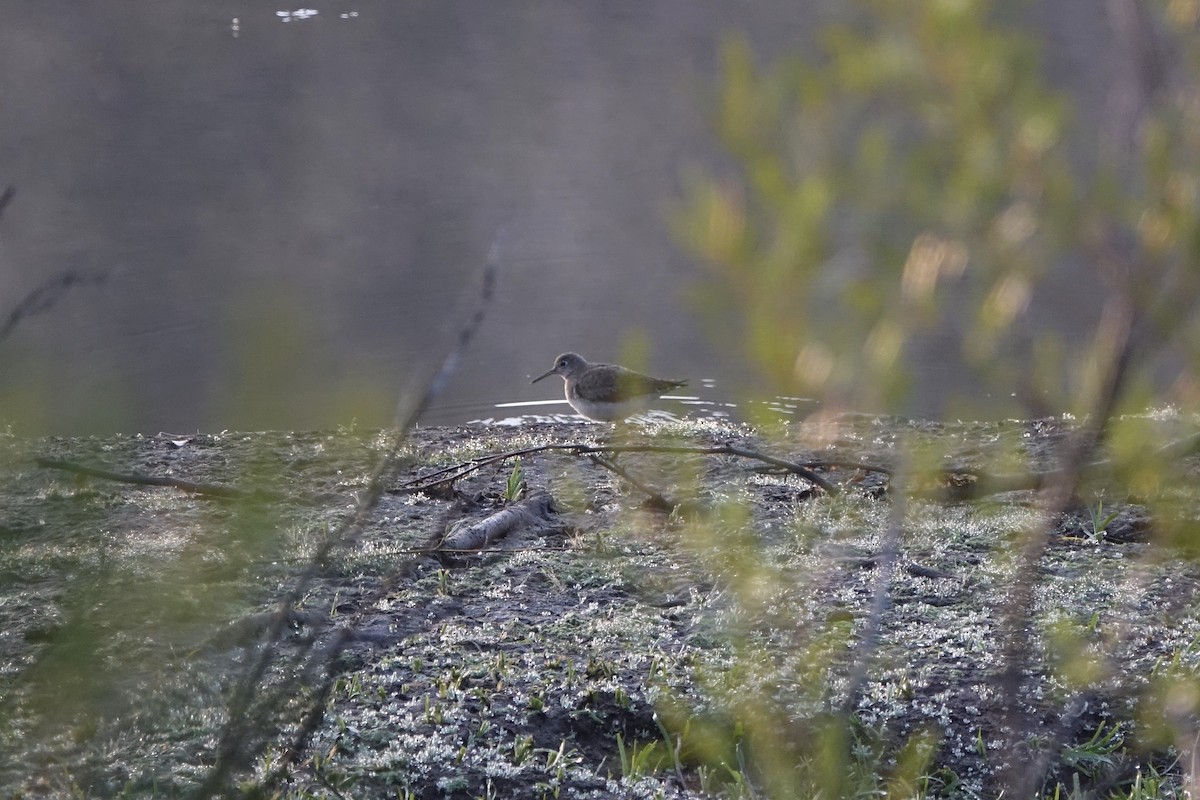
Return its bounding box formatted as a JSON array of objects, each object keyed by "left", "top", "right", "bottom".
[{"left": 1, "top": 2, "right": 1114, "bottom": 434}]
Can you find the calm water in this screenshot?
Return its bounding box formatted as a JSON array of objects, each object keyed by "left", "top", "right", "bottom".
[{"left": 0, "top": 3, "right": 1114, "bottom": 434}]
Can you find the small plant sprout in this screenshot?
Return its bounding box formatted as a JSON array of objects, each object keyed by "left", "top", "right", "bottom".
[
  {"left": 586, "top": 655, "right": 615, "bottom": 679},
  {"left": 334, "top": 673, "right": 363, "bottom": 700},
  {"left": 505, "top": 458, "right": 525, "bottom": 502},
  {"left": 513, "top": 734, "right": 535, "bottom": 766},
  {"left": 1061, "top": 722, "right": 1123, "bottom": 778},
  {"left": 544, "top": 738, "right": 576, "bottom": 772},
  {"left": 423, "top": 695, "right": 444, "bottom": 725},
  {"left": 653, "top": 712, "right": 687, "bottom": 784},
  {"left": 1085, "top": 496, "right": 1120, "bottom": 544},
  {"left": 1125, "top": 763, "right": 1172, "bottom": 799},
  {"left": 615, "top": 733, "right": 671, "bottom": 780},
  {"left": 310, "top": 750, "right": 356, "bottom": 795}
]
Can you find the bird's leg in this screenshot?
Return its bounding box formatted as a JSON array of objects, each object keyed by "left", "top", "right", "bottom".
[{"left": 604, "top": 421, "right": 634, "bottom": 463}]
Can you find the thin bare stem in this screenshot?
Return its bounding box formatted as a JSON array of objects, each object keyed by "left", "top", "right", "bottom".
[
  {"left": 0, "top": 269, "right": 108, "bottom": 343},
  {"left": 841, "top": 461, "right": 906, "bottom": 713},
  {"left": 194, "top": 238, "right": 501, "bottom": 798},
  {"left": 999, "top": 294, "right": 1136, "bottom": 796}
]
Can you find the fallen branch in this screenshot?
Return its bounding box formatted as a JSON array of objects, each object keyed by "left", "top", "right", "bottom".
[
  {"left": 401, "top": 441, "right": 840, "bottom": 496},
  {"left": 43, "top": 424, "right": 1200, "bottom": 511},
  {"left": 756, "top": 458, "right": 892, "bottom": 476},
  {"left": 34, "top": 457, "right": 268, "bottom": 500},
  {"left": 586, "top": 453, "right": 675, "bottom": 511},
  {"left": 934, "top": 428, "right": 1200, "bottom": 501},
  {"left": 440, "top": 492, "right": 556, "bottom": 551}
]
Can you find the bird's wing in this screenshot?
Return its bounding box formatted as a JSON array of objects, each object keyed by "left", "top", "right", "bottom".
[{"left": 614, "top": 369, "right": 679, "bottom": 400}]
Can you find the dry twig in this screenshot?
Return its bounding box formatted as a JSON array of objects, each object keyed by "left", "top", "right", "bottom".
[
  {"left": 401, "top": 441, "right": 840, "bottom": 496},
  {"left": 195, "top": 237, "right": 502, "bottom": 798},
  {"left": 0, "top": 269, "right": 108, "bottom": 343}
]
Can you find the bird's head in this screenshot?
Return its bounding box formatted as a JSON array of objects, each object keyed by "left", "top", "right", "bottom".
[{"left": 531, "top": 352, "right": 589, "bottom": 384}]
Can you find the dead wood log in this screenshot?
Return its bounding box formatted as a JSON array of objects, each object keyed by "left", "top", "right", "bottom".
[{"left": 440, "top": 492, "right": 556, "bottom": 552}]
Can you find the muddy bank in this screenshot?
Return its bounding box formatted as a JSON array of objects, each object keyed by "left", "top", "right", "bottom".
[{"left": 1, "top": 414, "right": 1199, "bottom": 798}]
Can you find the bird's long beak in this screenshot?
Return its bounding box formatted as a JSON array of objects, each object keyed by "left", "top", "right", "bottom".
[{"left": 531, "top": 368, "right": 557, "bottom": 384}]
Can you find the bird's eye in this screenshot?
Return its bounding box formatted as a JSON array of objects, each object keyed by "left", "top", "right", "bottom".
[{"left": 559, "top": 360, "right": 568, "bottom": 367}]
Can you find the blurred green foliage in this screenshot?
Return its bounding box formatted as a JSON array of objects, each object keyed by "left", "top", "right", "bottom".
[
  {"left": 676, "top": 0, "right": 1200, "bottom": 422},
  {"left": 671, "top": 0, "right": 1200, "bottom": 796}
]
